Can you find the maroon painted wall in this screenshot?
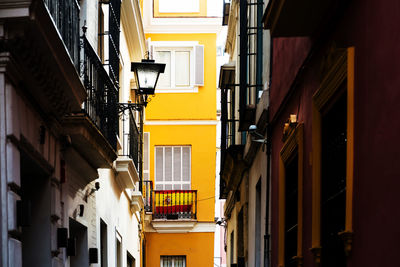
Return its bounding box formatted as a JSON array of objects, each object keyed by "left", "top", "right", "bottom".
[{"left": 269, "top": 0, "right": 400, "bottom": 266}]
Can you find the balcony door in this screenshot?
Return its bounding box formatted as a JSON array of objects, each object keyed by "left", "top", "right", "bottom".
[{"left": 155, "top": 146, "right": 191, "bottom": 190}]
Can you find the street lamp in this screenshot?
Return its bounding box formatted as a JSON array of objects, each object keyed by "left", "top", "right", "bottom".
[{"left": 131, "top": 59, "right": 166, "bottom": 95}]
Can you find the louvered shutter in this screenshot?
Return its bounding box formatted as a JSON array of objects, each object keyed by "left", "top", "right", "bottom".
[
  {"left": 194, "top": 45, "right": 204, "bottom": 86},
  {"left": 155, "top": 147, "right": 163, "bottom": 184}
]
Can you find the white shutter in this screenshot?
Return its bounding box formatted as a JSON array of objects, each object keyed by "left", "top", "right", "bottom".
[
  {"left": 182, "top": 147, "right": 191, "bottom": 182},
  {"left": 155, "top": 147, "right": 163, "bottom": 182},
  {"left": 173, "top": 147, "right": 181, "bottom": 181},
  {"left": 165, "top": 147, "right": 172, "bottom": 181},
  {"left": 194, "top": 45, "right": 204, "bottom": 86}
]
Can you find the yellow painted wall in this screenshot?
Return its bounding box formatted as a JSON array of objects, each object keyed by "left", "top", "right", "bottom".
[
  {"left": 144, "top": 26, "right": 216, "bottom": 267},
  {"left": 144, "top": 124, "right": 216, "bottom": 222},
  {"left": 145, "top": 33, "right": 217, "bottom": 121},
  {"left": 145, "top": 232, "right": 214, "bottom": 267},
  {"left": 153, "top": 0, "right": 207, "bottom": 17}
]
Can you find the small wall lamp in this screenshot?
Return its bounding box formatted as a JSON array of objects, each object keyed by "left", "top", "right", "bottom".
[{"left": 248, "top": 125, "right": 267, "bottom": 144}]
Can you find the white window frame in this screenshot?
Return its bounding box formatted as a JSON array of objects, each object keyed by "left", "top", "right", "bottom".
[
  {"left": 160, "top": 256, "right": 186, "bottom": 267},
  {"left": 159, "top": 0, "right": 199, "bottom": 13},
  {"left": 151, "top": 41, "right": 203, "bottom": 93},
  {"left": 154, "top": 146, "right": 191, "bottom": 190}
]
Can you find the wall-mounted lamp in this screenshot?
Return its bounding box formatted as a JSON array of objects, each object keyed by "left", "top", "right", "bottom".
[
  {"left": 282, "top": 114, "right": 298, "bottom": 141},
  {"left": 84, "top": 182, "right": 100, "bottom": 202},
  {"left": 131, "top": 59, "right": 165, "bottom": 96},
  {"left": 248, "top": 125, "right": 267, "bottom": 144},
  {"left": 216, "top": 217, "right": 227, "bottom": 227}
]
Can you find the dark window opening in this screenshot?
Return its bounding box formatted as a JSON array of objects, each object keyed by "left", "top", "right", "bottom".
[
  {"left": 321, "top": 90, "right": 347, "bottom": 267},
  {"left": 284, "top": 153, "right": 298, "bottom": 267},
  {"left": 127, "top": 251, "right": 135, "bottom": 267},
  {"left": 98, "top": 4, "right": 105, "bottom": 63},
  {"left": 100, "top": 219, "right": 108, "bottom": 267}
]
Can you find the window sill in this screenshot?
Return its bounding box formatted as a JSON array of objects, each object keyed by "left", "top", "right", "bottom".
[{"left": 155, "top": 87, "right": 199, "bottom": 93}]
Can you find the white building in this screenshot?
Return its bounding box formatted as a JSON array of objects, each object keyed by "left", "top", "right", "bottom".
[{"left": 0, "top": 0, "right": 145, "bottom": 266}]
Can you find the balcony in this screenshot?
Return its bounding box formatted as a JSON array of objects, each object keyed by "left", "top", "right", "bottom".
[
  {"left": 43, "top": 0, "right": 80, "bottom": 69},
  {"left": 263, "top": 0, "right": 343, "bottom": 37},
  {"left": 143, "top": 190, "right": 198, "bottom": 233},
  {"left": 115, "top": 111, "right": 141, "bottom": 189},
  {"left": 62, "top": 36, "right": 118, "bottom": 170},
  {"left": 152, "top": 190, "right": 197, "bottom": 220},
  {"left": 219, "top": 64, "right": 247, "bottom": 199},
  {"left": 142, "top": 184, "right": 198, "bottom": 233},
  {"left": 0, "top": 0, "right": 86, "bottom": 116}
]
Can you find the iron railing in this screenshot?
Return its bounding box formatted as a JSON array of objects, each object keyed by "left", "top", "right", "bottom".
[
  {"left": 81, "top": 36, "right": 118, "bottom": 150},
  {"left": 152, "top": 190, "right": 197, "bottom": 220},
  {"left": 108, "top": 0, "right": 121, "bottom": 86},
  {"left": 143, "top": 180, "right": 153, "bottom": 212},
  {"left": 120, "top": 110, "right": 141, "bottom": 170},
  {"left": 43, "top": 0, "right": 80, "bottom": 69}
]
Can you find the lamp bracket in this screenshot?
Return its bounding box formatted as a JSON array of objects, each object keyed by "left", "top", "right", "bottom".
[{"left": 118, "top": 103, "right": 145, "bottom": 114}]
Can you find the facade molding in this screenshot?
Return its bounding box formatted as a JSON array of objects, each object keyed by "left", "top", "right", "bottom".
[
  {"left": 145, "top": 120, "right": 218, "bottom": 125},
  {"left": 143, "top": 0, "right": 222, "bottom": 33}
]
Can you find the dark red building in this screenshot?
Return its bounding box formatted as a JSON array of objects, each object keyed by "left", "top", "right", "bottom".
[{"left": 264, "top": 0, "right": 400, "bottom": 266}]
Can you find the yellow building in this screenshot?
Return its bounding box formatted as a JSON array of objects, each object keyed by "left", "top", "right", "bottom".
[{"left": 141, "top": 0, "right": 221, "bottom": 266}]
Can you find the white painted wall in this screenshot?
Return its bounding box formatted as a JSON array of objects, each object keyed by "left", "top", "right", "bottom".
[{"left": 96, "top": 169, "right": 141, "bottom": 267}]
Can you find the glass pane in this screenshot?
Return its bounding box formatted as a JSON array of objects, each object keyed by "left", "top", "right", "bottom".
[
  {"left": 182, "top": 184, "right": 190, "bottom": 190},
  {"left": 175, "top": 51, "right": 190, "bottom": 86},
  {"left": 173, "top": 147, "right": 181, "bottom": 181},
  {"left": 182, "top": 147, "right": 191, "bottom": 181},
  {"left": 165, "top": 184, "right": 172, "bottom": 190},
  {"left": 155, "top": 147, "right": 164, "bottom": 182},
  {"left": 155, "top": 51, "right": 171, "bottom": 88},
  {"left": 173, "top": 184, "right": 181, "bottom": 190},
  {"left": 165, "top": 147, "right": 172, "bottom": 181},
  {"left": 155, "top": 184, "right": 163, "bottom": 190}
]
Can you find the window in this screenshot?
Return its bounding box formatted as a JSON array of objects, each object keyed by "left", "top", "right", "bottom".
[
  {"left": 98, "top": 5, "right": 105, "bottom": 63},
  {"left": 100, "top": 220, "right": 108, "bottom": 267},
  {"left": 127, "top": 252, "right": 135, "bottom": 267},
  {"left": 255, "top": 179, "right": 262, "bottom": 266},
  {"left": 311, "top": 47, "right": 355, "bottom": 263},
  {"left": 159, "top": 0, "right": 199, "bottom": 13},
  {"left": 155, "top": 146, "right": 191, "bottom": 190},
  {"left": 150, "top": 41, "right": 204, "bottom": 92},
  {"left": 160, "top": 256, "right": 186, "bottom": 267},
  {"left": 278, "top": 124, "right": 304, "bottom": 267},
  {"left": 116, "top": 232, "right": 122, "bottom": 267}
]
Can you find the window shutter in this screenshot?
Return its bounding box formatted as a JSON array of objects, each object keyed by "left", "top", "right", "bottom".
[
  {"left": 182, "top": 147, "right": 191, "bottom": 181},
  {"left": 173, "top": 147, "right": 182, "bottom": 181},
  {"left": 194, "top": 45, "right": 204, "bottom": 86},
  {"left": 155, "top": 147, "right": 163, "bottom": 182},
  {"left": 165, "top": 147, "right": 172, "bottom": 181}
]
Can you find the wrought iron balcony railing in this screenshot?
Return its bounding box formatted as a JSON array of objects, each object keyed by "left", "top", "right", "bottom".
[
  {"left": 43, "top": 0, "right": 80, "bottom": 69},
  {"left": 143, "top": 180, "right": 153, "bottom": 212},
  {"left": 152, "top": 190, "right": 197, "bottom": 220},
  {"left": 81, "top": 36, "right": 118, "bottom": 150},
  {"left": 120, "top": 110, "right": 141, "bottom": 171}
]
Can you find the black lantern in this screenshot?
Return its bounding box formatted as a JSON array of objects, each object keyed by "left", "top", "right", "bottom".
[{"left": 131, "top": 59, "right": 165, "bottom": 95}]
